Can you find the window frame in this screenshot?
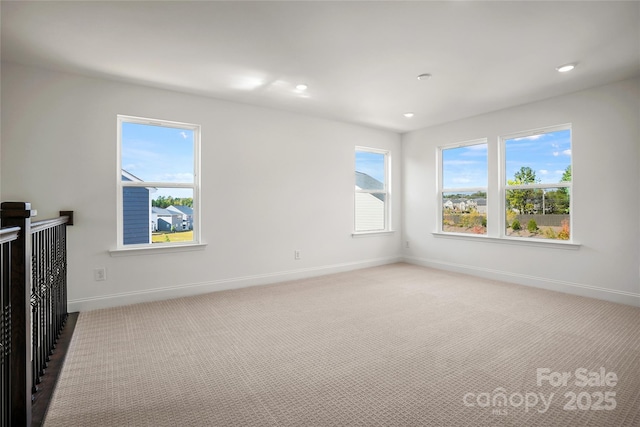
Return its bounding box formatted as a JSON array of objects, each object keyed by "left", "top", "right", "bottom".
[
  {"left": 354, "top": 146, "right": 392, "bottom": 235},
  {"left": 500, "top": 123, "right": 573, "bottom": 242},
  {"left": 437, "top": 138, "right": 488, "bottom": 236},
  {"left": 116, "top": 115, "right": 201, "bottom": 250}
]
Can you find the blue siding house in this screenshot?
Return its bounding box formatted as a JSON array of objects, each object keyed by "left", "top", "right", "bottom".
[{"left": 122, "top": 171, "right": 154, "bottom": 244}]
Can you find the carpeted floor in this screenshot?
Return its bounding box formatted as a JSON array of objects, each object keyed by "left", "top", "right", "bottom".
[{"left": 44, "top": 263, "right": 640, "bottom": 426}]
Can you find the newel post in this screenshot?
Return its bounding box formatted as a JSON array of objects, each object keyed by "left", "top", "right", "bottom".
[{"left": 1, "top": 202, "right": 34, "bottom": 427}]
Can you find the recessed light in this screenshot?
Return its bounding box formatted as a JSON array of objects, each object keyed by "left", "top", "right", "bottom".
[
  {"left": 556, "top": 63, "right": 576, "bottom": 73},
  {"left": 417, "top": 73, "right": 432, "bottom": 80},
  {"left": 295, "top": 83, "right": 308, "bottom": 91},
  {"left": 403, "top": 112, "right": 415, "bottom": 118}
]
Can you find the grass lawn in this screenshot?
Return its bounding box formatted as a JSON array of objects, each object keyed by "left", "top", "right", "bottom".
[{"left": 152, "top": 230, "right": 194, "bottom": 243}]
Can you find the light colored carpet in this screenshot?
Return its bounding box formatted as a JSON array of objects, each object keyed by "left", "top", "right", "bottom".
[{"left": 44, "top": 263, "right": 640, "bottom": 426}]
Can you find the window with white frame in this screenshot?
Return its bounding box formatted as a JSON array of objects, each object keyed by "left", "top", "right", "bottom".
[
  {"left": 355, "top": 147, "right": 390, "bottom": 232},
  {"left": 117, "top": 115, "right": 200, "bottom": 248},
  {"left": 439, "top": 140, "right": 488, "bottom": 235},
  {"left": 502, "top": 125, "right": 572, "bottom": 241}
]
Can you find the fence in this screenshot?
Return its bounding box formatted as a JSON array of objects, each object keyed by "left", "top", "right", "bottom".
[
  {"left": 444, "top": 213, "right": 569, "bottom": 228},
  {"left": 0, "top": 202, "right": 73, "bottom": 427}
]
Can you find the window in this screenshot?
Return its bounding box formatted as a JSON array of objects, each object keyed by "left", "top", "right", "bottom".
[
  {"left": 502, "top": 125, "right": 572, "bottom": 241},
  {"left": 439, "top": 140, "right": 488, "bottom": 235},
  {"left": 355, "top": 147, "right": 390, "bottom": 232},
  {"left": 117, "top": 115, "right": 200, "bottom": 248}
]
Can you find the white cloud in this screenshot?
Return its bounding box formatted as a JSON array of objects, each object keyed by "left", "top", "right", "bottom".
[
  {"left": 539, "top": 169, "right": 549, "bottom": 175},
  {"left": 180, "top": 132, "right": 188, "bottom": 139},
  {"left": 514, "top": 134, "right": 543, "bottom": 141},
  {"left": 553, "top": 152, "right": 559, "bottom": 157},
  {"left": 562, "top": 149, "right": 572, "bottom": 156}
]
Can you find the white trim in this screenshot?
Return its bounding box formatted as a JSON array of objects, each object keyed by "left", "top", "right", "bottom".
[
  {"left": 354, "top": 146, "right": 391, "bottom": 233},
  {"left": 403, "top": 255, "right": 640, "bottom": 307},
  {"left": 432, "top": 231, "right": 580, "bottom": 250},
  {"left": 68, "top": 256, "right": 402, "bottom": 312},
  {"left": 352, "top": 230, "right": 396, "bottom": 237},
  {"left": 438, "top": 139, "right": 489, "bottom": 235},
  {"left": 500, "top": 124, "right": 572, "bottom": 241},
  {"left": 109, "top": 242, "right": 208, "bottom": 256},
  {"left": 117, "top": 115, "right": 201, "bottom": 249}
]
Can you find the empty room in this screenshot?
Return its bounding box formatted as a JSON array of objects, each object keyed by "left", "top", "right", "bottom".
[{"left": 1, "top": 1, "right": 639, "bottom": 426}]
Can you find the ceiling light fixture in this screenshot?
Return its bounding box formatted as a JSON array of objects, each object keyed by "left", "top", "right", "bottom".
[
  {"left": 403, "top": 112, "right": 415, "bottom": 118},
  {"left": 556, "top": 63, "right": 576, "bottom": 73},
  {"left": 417, "top": 73, "right": 432, "bottom": 80},
  {"left": 295, "top": 83, "right": 308, "bottom": 91}
]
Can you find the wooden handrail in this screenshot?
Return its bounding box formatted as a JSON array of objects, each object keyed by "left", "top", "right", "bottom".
[
  {"left": 0, "top": 226, "right": 20, "bottom": 245},
  {"left": 30, "top": 216, "right": 70, "bottom": 234},
  {"left": 1, "top": 202, "right": 74, "bottom": 427}
]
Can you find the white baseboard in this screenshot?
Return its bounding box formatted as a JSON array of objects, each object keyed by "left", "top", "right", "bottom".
[
  {"left": 403, "top": 256, "right": 640, "bottom": 307},
  {"left": 69, "top": 256, "right": 402, "bottom": 312}
]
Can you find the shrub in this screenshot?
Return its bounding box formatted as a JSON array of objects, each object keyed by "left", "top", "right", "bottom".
[
  {"left": 511, "top": 219, "right": 521, "bottom": 231},
  {"left": 527, "top": 219, "right": 538, "bottom": 233},
  {"left": 558, "top": 219, "right": 570, "bottom": 240},
  {"left": 481, "top": 216, "right": 487, "bottom": 227},
  {"left": 461, "top": 211, "right": 481, "bottom": 228},
  {"left": 472, "top": 225, "right": 485, "bottom": 234},
  {"left": 543, "top": 227, "right": 557, "bottom": 239}
]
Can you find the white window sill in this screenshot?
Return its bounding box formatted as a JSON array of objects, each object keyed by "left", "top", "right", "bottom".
[
  {"left": 110, "top": 242, "right": 208, "bottom": 257},
  {"left": 432, "top": 232, "right": 580, "bottom": 250},
  {"left": 352, "top": 230, "right": 396, "bottom": 238}
]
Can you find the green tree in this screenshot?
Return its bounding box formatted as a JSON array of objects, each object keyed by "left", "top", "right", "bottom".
[
  {"left": 506, "top": 167, "right": 538, "bottom": 214},
  {"left": 561, "top": 165, "right": 571, "bottom": 183},
  {"left": 555, "top": 165, "right": 571, "bottom": 213}
]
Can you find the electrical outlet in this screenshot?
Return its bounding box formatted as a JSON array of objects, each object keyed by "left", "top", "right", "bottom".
[
  {"left": 94, "top": 268, "right": 107, "bottom": 281},
  {"left": 294, "top": 250, "right": 301, "bottom": 260}
]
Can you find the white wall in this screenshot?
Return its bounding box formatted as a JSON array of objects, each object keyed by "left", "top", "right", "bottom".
[
  {"left": 402, "top": 77, "right": 640, "bottom": 306},
  {"left": 1, "top": 62, "right": 402, "bottom": 311}
]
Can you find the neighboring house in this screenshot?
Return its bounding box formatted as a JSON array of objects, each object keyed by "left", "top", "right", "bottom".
[
  {"left": 151, "top": 207, "right": 182, "bottom": 232},
  {"left": 166, "top": 205, "right": 194, "bottom": 230},
  {"left": 355, "top": 171, "right": 385, "bottom": 230},
  {"left": 474, "top": 198, "right": 487, "bottom": 214},
  {"left": 122, "top": 170, "right": 155, "bottom": 244}
]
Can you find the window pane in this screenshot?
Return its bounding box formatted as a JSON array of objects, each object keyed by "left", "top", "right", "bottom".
[
  {"left": 152, "top": 188, "right": 194, "bottom": 243},
  {"left": 121, "top": 122, "right": 194, "bottom": 183},
  {"left": 122, "top": 187, "right": 194, "bottom": 245},
  {"left": 505, "top": 129, "right": 571, "bottom": 185},
  {"left": 442, "top": 143, "right": 487, "bottom": 189},
  {"left": 355, "top": 193, "right": 385, "bottom": 232},
  {"left": 506, "top": 187, "right": 570, "bottom": 240},
  {"left": 355, "top": 151, "right": 385, "bottom": 189},
  {"left": 442, "top": 191, "right": 487, "bottom": 235}
]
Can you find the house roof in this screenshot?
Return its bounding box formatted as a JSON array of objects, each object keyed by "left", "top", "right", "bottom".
[
  {"left": 122, "top": 169, "right": 144, "bottom": 182},
  {"left": 355, "top": 172, "right": 384, "bottom": 202},
  {"left": 152, "top": 207, "right": 178, "bottom": 216},
  {"left": 355, "top": 171, "right": 383, "bottom": 191},
  {"left": 166, "top": 205, "right": 193, "bottom": 215}
]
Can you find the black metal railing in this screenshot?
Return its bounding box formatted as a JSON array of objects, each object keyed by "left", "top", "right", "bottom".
[
  {"left": 1, "top": 225, "right": 20, "bottom": 427},
  {"left": 0, "top": 202, "right": 73, "bottom": 427}
]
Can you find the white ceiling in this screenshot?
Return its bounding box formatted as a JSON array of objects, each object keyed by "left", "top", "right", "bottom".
[{"left": 2, "top": 1, "right": 639, "bottom": 133}]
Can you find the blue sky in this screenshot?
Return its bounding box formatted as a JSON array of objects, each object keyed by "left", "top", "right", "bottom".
[
  {"left": 355, "top": 151, "right": 385, "bottom": 183},
  {"left": 505, "top": 129, "right": 571, "bottom": 184},
  {"left": 442, "top": 143, "right": 488, "bottom": 189},
  {"left": 443, "top": 129, "right": 571, "bottom": 189},
  {"left": 121, "top": 122, "right": 194, "bottom": 199}
]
